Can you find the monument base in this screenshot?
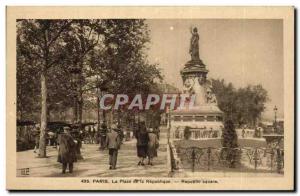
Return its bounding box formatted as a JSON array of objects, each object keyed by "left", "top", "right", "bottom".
[
  {"left": 170, "top": 105, "right": 223, "bottom": 140},
  {"left": 181, "top": 60, "right": 208, "bottom": 80},
  {"left": 184, "top": 59, "right": 205, "bottom": 68}
]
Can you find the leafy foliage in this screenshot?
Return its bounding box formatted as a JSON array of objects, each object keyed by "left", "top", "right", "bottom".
[
  {"left": 221, "top": 120, "right": 239, "bottom": 168},
  {"left": 17, "top": 33, "right": 41, "bottom": 120},
  {"left": 17, "top": 19, "right": 163, "bottom": 125},
  {"left": 211, "top": 78, "right": 269, "bottom": 127}
]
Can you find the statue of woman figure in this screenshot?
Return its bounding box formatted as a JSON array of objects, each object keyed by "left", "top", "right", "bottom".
[
  {"left": 182, "top": 78, "right": 195, "bottom": 95},
  {"left": 189, "top": 27, "right": 200, "bottom": 61}
]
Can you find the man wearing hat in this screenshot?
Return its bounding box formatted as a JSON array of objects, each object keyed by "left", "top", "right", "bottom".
[
  {"left": 106, "top": 124, "right": 121, "bottom": 170},
  {"left": 57, "top": 126, "right": 77, "bottom": 173},
  {"left": 99, "top": 123, "right": 108, "bottom": 150},
  {"left": 116, "top": 123, "right": 124, "bottom": 144}
]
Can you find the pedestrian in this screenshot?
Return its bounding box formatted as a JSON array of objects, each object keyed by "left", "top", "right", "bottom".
[
  {"left": 32, "top": 125, "right": 40, "bottom": 154},
  {"left": 99, "top": 123, "right": 108, "bottom": 150},
  {"left": 135, "top": 121, "right": 149, "bottom": 166},
  {"left": 125, "top": 125, "right": 131, "bottom": 141},
  {"left": 117, "top": 124, "right": 124, "bottom": 144},
  {"left": 147, "top": 128, "right": 159, "bottom": 166},
  {"left": 242, "top": 128, "right": 245, "bottom": 138},
  {"left": 154, "top": 126, "right": 160, "bottom": 140},
  {"left": 91, "top": 126, "right": 96, "bottom": 144},
  {"left": 87, "top": 126, "right": 92, "bottom": 144},
  {"left": 106, "top": 124, "right": 121, "bottom": 170},
  {"left": 47, "top": 131, "right": 55, "bottom": 146},
  {"left": 57, "top": 126, "right": 77, "bottom": 174}
]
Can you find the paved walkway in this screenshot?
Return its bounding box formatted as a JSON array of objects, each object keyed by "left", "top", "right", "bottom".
[{"left": 17, "top": 129, "right": 170, "bottom": 177}]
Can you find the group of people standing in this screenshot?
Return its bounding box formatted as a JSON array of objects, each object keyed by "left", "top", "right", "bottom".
[
  {"left": 56, "top": 121, "right": 160, "bottom": 174},
  {"left": 135, "top": 121, "right": 159, "bottom": 166}
]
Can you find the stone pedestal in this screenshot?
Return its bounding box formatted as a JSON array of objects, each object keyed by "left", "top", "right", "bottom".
[{"left": 170, "top": 59, "right": 223, "bottom": 140}]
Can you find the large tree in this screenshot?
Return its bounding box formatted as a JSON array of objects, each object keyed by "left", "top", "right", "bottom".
[
  {"left": 17, "top": 19, "right": 73, "bottom": 157},
  {"left": 62, "top": 19, "right": 105, "bottom": 124},
  {"left": 211, "top": 78, "right": 269, "bottom": 127},
  {"left": 88, "top": 19, "right": 163, "bottom": 125},
  {"left": 17, "top": 32, "right": 40, "bottom": 121},
  {"left": 17, "top": 19, "right": 163, "bottom": 155}
]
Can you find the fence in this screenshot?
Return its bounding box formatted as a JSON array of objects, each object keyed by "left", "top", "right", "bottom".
[{"left": 171, "top": 146, "right": 284, "bottom": 173}]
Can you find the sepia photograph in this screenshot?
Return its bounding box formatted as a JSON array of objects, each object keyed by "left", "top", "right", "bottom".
[{"left": 6, "top": 6, "right": 294, "bottom": 190}]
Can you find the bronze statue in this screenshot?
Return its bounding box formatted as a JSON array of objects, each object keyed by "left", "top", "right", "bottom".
[{"left": 189, "top": 27, "right": 200, "bottom": 61}]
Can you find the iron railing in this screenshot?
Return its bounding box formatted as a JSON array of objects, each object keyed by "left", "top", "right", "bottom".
[{"left": 174, "top": 146, "right": 284, "bottom": 173}]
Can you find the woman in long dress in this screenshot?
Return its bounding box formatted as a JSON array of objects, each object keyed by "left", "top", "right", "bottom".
[
  {"left": 135, "top": 121, "right": 149, "bottom": 166},
  {"left": 147, "top": 128, "right": 159, "bottom": 166}
]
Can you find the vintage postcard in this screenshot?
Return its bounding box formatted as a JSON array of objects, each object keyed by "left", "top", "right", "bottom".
[{"left": 6, "top": 6, "right": 294, "bottom": 190}]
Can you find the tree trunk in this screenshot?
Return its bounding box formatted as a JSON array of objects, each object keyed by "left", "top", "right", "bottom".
[
  {"left": 103, "top": 110, "right": 106, "bottom": 124},
  {"left": 39, "top": 72, "right": 47, "bottom": 157},
  {"left": 73, "top": 95, "right": 78, "bottom": 123},
  {"left": 78, "top": 99, "right": 83, "bottom": 123},
  {"left": 97, "top": 90, "right": 101, "bottom": 131},
  {"left": 78, "top": 93, "right": 83, "bottom": 124}
]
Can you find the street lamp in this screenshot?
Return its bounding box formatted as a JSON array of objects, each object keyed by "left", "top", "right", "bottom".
[
  {"left": 70, "top": 66, "right": 82, "bottom": 124},
  {"left": 100, "top": 85, "right": 108, "bottom": 124},
  {"left": 96, "top": 79, "right": 108, "bottom": 130},
  {"left": 273, "top": 105, "right": 278, "bottom": 133}
]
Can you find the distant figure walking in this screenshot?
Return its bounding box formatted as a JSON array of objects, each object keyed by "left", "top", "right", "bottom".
[
  {"left": 106, "top": 124, "right": 121, "bottom": 170},
  {"left": 99, "top": 123, "right": 108, "bottom": 150},
  {"left": 147, "top": 128, "right": 159, "bottom": 166},
  {"left": 154, "top": 126, "right": 160, "bottom": 140},
  {"left": 32, "top": 125, "right": 40, "bottom": 154},
  {"left": 135, "top": 121, "right": 149, "bottom": 166},
  {"left": 117, "top": 124, "right": 124, "bottom": 144},
  {"left": 57, "top": 127, "right": 77, "bottom": 174}
]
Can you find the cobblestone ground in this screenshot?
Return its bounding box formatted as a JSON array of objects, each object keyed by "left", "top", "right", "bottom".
[{"left": 17, "top": 128, "right": 169, "bottom": 178}]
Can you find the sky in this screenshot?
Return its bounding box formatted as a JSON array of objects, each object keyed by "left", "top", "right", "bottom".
[{"left": 146, "top": 19, "right": 283, "bottom": 120}]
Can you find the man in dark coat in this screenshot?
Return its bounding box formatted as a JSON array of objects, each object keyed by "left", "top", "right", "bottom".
[
  {"left": 99, "top": 123, "right": 108, "bottom": 150},
  {"left": 106, "top": 124, "right": 121, "bottom": 170},
  {"left": 57, "top": 127, "right": 77, "bottom": 174},
  {"left": 117, "top": 124, "right": 124, "bottom": 144},
  {"left": 70, "top": 126, "right": 84, "bottom": 160}
]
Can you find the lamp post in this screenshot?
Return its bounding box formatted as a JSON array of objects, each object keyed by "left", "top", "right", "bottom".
[
  {"left": 273, "top": 105, "right": 278, "bottom": 134},
  {"left": 273, "top": 105, "right": 283, "bottom": 172},
  {"left": 100, "top": 85, "right": 108, "bottom": 124},
  {"left": 96, "top": 79, "right": 108, "bottom": 131},
  {"left": 70, "top": 66, "right": 82, "bottom": 124},
  {"left": 69, "top": 66, "right": 83, "bottom": 160},
  {"left": 96, "top": 84, "right": 101, "bottom": 131}
]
